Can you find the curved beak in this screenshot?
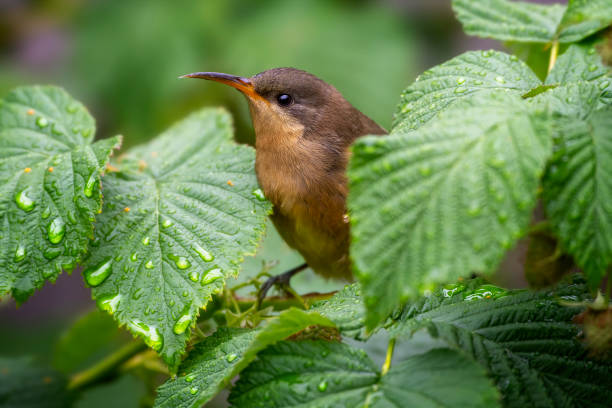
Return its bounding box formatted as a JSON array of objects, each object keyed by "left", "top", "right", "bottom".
[{"left": 179, "top": 72, "right": 262, "bottom": 101}]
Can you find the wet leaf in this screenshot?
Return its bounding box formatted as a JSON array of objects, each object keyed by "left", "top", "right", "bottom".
[{"left": 0, "top": 86, "right": 120, "bottom": 302}]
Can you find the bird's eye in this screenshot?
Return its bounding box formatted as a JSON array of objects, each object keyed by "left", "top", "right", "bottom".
[{"left": 277, "top": 94, "right": 293, "bottom": 106}]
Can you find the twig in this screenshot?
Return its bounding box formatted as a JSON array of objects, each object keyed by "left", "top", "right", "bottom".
[
  {"left": 381, "top": 337, "right": 396, "bottom": 376},
  {"left": 234, "top": 291, "right": 336, "bottom": 311},
  {"left": 68, "top": 341, "right": 147, "bottom": 391},
  {"left": 548, "top": 40, "right": 559, "bottom": 73}
]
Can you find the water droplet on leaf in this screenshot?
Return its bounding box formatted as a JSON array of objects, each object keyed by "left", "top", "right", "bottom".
[
  {"left": 97, "top": 294, "right": 121, "bottom": 314},
  {"left": 36, "top": 117, "right": 49, "bottom": 128},
  {"left": 41, "top": 206, "right": 51, "bottom": 219},
  {"left": 43, "top": 247, "right": 62, "bottom": 260},
  {"left": 84, "top": 172, "right": 97, "bottom": 198},
  {"left": 14, "top": 244, "right": 26, "bottom": 262},
  {"left": 128, "top": 320, "right": 163, "bottom": 351},
  {"left": 84, "top": 258, "right": 113, "bottom": 286},
  {"left": 252, "top": 188, "right": 266, "bottom": 201},
  {"left": 15, "top": 188, "right": 36, "bottom": 212},
  {"left": 201, "top": 268, "right": 223, "bottom": 285},
  {"left": 168, "top": 254, "right": 190, "bottom": 269},
  {"left": 47, "top": 217, "right": 66, "bottom": 244},
  {"left": 226, "top": 353, "right": 238, "bottom": 362},
  {"left": 173, "top": 314, "right": 192, "bottom": 335},
  {"left": 192, "top": 243, "right": 214, "bottom": 262}
]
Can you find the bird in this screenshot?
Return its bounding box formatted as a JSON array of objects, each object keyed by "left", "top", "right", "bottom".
[{"left": 181, "top": 68, "right": 387, "bottom": 301}]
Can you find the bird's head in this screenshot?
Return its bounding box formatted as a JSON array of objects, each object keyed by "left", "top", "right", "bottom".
[{"left": 180, "top": 68, "right": 365, "bottom": 144}]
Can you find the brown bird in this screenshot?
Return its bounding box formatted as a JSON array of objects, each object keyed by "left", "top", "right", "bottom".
[{"left": 181, "top": 68, "right": 386, "bottom": 299}]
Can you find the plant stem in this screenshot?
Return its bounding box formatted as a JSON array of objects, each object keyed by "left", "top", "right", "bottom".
[
  {"left": 381, "top": 337, "right": 396, "bottom": 376},
  {"left": 234, "top": 291, "right": 336, "bottom": 311},
  {"left": 68, "top": 341, "right": 147, "bottom": 391},
  {"left": 548, "top": 40, "right": 559, "bottom": 73}
]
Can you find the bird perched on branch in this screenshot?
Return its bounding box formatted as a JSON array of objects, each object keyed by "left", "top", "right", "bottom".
[{"left": 181, "top": 68, "right": 386, "bottom": 300}]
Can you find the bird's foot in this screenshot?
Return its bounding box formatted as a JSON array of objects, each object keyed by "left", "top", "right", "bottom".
[{"left": 257, "top": 263, "right": 308, "bottom": 309}]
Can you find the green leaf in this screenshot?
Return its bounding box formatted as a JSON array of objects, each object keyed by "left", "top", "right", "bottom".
[
  {"left": 154, "top": 308, "right": 335, "bottom": 408},
  {"left": 537, "top": 83, "right": 612, "bottom": 287},
  {"left": 453, "top": 0, "right": 612, "bottom": 44},
  {"left": 374, "top": 348, "right": 499, "bottom": 408},
  {"left": 452, "top": 0, "right": 565, "bottom": 43},
  {"left": 83, "top": 108, "right": 271, "bottom": 370},
  {"left": 349, "top": 91, "right": 552, "bottom": 329},
  {"left": 392, "top": 50, "right": 541, "bottom": 133},
  {"left": 0, "top": 85, "right": 120, "bottom": 302},
  {"left": 390, "top": 277, "right": 612, "bottom": 408},
  {"left": 557, "top": 0, "right": 612, "bottom": 43},
  {"left": 0, "top": 357, "right": 76, "bottom": 408},
  {"left": 229, "top": 341, "right": 499, "bottom": 408},
  {"left": 53, "top": 308, "right": 131, "bottom": 374},
  {"left": 310, "top": 283, "right": 367, "bottom": 340},
  {"left": 546, "top": 45, "right": 611, "bottom": 86}
]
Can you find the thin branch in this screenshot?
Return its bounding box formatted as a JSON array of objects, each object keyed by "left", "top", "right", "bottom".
[
  {"left": 234, "top": 291, "right": 336, "bottom": 311},
  {"left": 68, "top": 341, "right": 147, "bottom": 391},
  {"left": 381, "top": 337, "right": 396, "bottom": 376},
  {"left": 548, "top": 40, "right": 559, "bottom": 73}
]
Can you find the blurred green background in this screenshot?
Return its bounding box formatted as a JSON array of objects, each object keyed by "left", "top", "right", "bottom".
[{"left": 0, "top": 0, "right": 513, "bottom": 406}]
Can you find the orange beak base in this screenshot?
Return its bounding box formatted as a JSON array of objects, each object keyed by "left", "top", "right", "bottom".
[{"left": 180, "top": 71, "right": 263, "bottom": 101}]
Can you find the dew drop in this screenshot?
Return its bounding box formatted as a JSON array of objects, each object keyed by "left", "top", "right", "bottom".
[
  {"left": 201, "top": 268, "right": 223, "bottom": 285},
  {"left": 226, "top": 353, "right": 238, "bottom": 363},
  {"left": 510, "top": 55, "right": 519, "bottom": 62},
  {"left": 14, "top": 244, "right": 26, "bottom": 262},
  {"left": 474, "top": 80, "right": 483, "bottom": 85},
  {"left": 128, "top": 320, "right": 163, "bottom": 351},
  {"left": 15, "top": 188, "right": 36, "bottom": 212},
  {"left": 36, "top": 117, "right": 49, "bottom": 128},
  {"left": 252, "top": 188, "right": 266, "bottom": 201},
  {"left": 130, "top": 252, "right": 138, "bottom": 261},
  {"left": 84, "top": 258, "right": 113, "bottom": 286},
  {"left": 192, "top": 243, "right": 214, "bottom": 262},
  {"left": 185, "top": 374, "right": 195, "bottom": 382},
  {"left": 588, "top": 64, "right": 598, "bottom": 72},
  {"left": 41, "top": 206, "right": 51, "bottom": 219},
  {"left": 84, "top": 172, "right": 97, "bottom": 198},
  {"left": 442, "top": 283, "right": 465, "bottom": 298},
  {"left": 456, "top": 77, "right": 465, "bottom": 85},
  {"left": 43, "top": 247, "right": 62, "bottom": 260},
  {"left": 454, "top": 86, "right": 467, "bottom": 94},
  {"left": 168, "top": 254, "right": 191, "bottom": 269},
  {"left": 142, "top": 236, "right": 150, "bottom": 246},
  {"left": 97, "top": 294, "right": 121, "bottom": 314},
  {"left": 47, "top": 217, "right": 66, "bottom": 244},
  {"left": 145, "top": 260, "right": 154, "bottom": 269},
  {"left": 317, "top": 380, "right": 328, "bottom": 392},
  {"left": 189, "top": 387, "right": 198, "bottom": 395},
  {"left": 173, "top": 313, "right": 192, "bottom": 335},
  {"left": 66, "top": 103, "right": 78, "bottom": 113},
  {"left": 189, "top": 271, "right": 199, "bottom": 282},
  {"left": 495, "top": 76, "right": 506, "bottom": 84},
  {"left": 162, "top": 218, "right": 173, "bottom": 228}
]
